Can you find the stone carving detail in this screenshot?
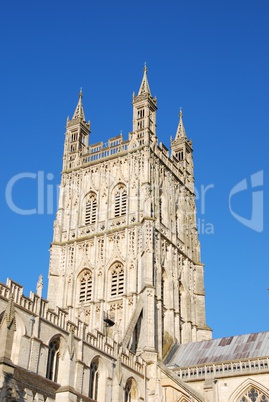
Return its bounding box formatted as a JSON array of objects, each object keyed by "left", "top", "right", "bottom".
[
  {"left": 110, "top": 301, "right": 123, "bottom": 311},
  {"left": 68, "top": 246, "right": 74, "bottom": 268},
  {"left": 0, "top": 374, "right": 23, "bottom": 401},
  {"left": 128, "top": 297, "right": 134, "bottom": 306},
  {"left": 98, "top": 238, "right": 104, "bottom": 262},
  {"left": 143, "top": 221, "right": 153, "bottom": 253},
  {"left": 61, "top": 247, "right": 66, "bottom": 274},
  {"left": 129, "top": 229, "right": 135, "bottom": 256}
]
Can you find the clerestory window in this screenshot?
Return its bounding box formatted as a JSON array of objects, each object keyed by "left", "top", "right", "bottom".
[
  {"left": 89, "top": 359, "right": 99, "bottom": 401},
  {"left": 46, "top": 337, "right": 60, "bottom": 382}
]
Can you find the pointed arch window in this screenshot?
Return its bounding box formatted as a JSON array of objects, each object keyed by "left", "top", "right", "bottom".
[
  {"left": 124, "top": 378, "right": 137, "bottom": 402},
  {"left": 114, "top": 185, "right": 127, "bottom": 217},
  {"left": 137, "top": 108, "right": 145, "bottom": 119},
  {"left": 176, "top": 150, "right": 184, "bottom": 161},
  {"left": 85, "top": 193, "right": 97, "bottom": 225},
  {"left": 89, "top": 358, "right": 99, "bottom": 401},
  {"left": 79, "top": 270, "right": 93, "bottom": 303},
  {"left": 111, "top": 263, "right": 124, "bottom": 297},
  {"left": 46, "top": 337, "right": 60, "bottom": 382},
  {"left": 125, "top": 382, "right": 131, "bottom": 402}
]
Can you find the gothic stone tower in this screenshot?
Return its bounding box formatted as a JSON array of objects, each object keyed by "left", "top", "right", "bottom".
[{"left": 47, "top": 67, "right": 211, "bottom": 361}]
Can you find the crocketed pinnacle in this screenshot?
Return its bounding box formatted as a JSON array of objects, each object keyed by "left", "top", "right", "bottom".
[
  {"left": 138, "top": 64, "right": 152, "bottom": 96},
  {"left": 175, "top": 108, "right": 187, "bottom": 139},
  {"left": 72, "top": 88, "right": 86, "bottom": 121}
]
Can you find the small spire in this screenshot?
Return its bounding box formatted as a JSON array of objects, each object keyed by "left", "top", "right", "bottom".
[
  {"left": 72, "top": 88, "right": 86, "bottom": 121},
  {"left": 144, "top": 61, "right": 147, "bottom": 72},
  {"left": 175, "top": 108, "right": 187, "bottom": 139},
  {"left": 138, "top": 64, "right": 151, "bottom": 96},
  {"left": 36, "top": 274, "right": 43, "bottom": 297}
]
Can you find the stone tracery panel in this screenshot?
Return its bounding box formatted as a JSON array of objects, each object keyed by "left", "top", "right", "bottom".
[{"left": 239, "top": 387, "right": 269, "bottom": 402}]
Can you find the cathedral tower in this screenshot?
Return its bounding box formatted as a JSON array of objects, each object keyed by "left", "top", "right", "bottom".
[{"left": 47, "top": 68, "right": 211, "bottom": 361}]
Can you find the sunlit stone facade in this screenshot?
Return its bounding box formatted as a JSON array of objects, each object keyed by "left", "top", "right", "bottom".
[{"left": 1, "top": 69, "right": 268, "bottom": 402}]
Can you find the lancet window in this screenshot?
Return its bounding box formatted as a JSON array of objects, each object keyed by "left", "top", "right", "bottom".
[
  {"left": 125, "top": 382, "right": 132, "bottom": 402},
  {"left": 79, "top": 270, "right": 93, "bottom": 303},
  {"left": 124, "top": 378, "right": 137, "bottom": 402},
  {"left": 46, "top": 337, "right": 60, "bottom": 382},
  {"left": 110, "top": 263, "right": 124, "bottom": 297},
  {"left": 114, "top": 185, "right": 127, "bottom": 217},
  {"left": 89, "top": 358, "right": 99, "bottom": 401},
  {"left": 85, "top": 193, "right": 97, "bottom": 225},
  {"left": 176, "top": 150, "right": 184, "bottom": 161}
]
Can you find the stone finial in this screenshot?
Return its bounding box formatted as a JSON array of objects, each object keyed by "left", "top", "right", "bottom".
[
  {"left": 72, "top": 88, "right": 86, "bottom": 121},
  {"left": 144, "top": 61, "right": 147, "bottom": 72},
  {"left": 36, "top": 274, "right": 43, "bottom": 297},
  {"left": 175, "top": 108, "right": 187, "bottom": 140},
  {"left": 138, "top": 64, "right": 151, "bottom": 96}
]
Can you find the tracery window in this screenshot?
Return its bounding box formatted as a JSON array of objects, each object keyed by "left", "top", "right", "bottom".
[
  {"left": 46, "top": 337, "right": 60, "bottom": 382},
  {"left": 114, "top": 185, "right": 127, "bottom": 217},
  {"left": 239, "top": 387, "right": 269, "bottom": 401},
  {"left": 111, "top": 263, "right": 124, "bottom": 297},
  {"left": 85, "top": 193, "right": 97, "bottom": 225},
  {"left": 89, "top": 358, "right": 99, "bottom": 401},
  {"left": 79, "top": 270, "right": 93, "bottom": 303}
]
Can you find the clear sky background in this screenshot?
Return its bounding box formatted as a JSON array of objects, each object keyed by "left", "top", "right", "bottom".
[{"left": 1, "top": 0, "right": 268, "bottom": 339}]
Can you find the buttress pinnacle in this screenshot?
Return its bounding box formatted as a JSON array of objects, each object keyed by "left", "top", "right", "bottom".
[
  {"left": 175, "top": 108, "right": 187, "bottom": 139},
  {"left": 72, "top": 88, "right": 86, "bottom": 121}
]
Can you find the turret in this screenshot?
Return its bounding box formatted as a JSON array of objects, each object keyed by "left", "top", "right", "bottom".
[
  {"left": 131, "top": 65, "right": 157, "bottom": 145},
  {"left": 171, "top": 109, "right": 194, "bottom": 191},
  {"left": 63, "top": 89, "right": 90, "bottom": 170}
]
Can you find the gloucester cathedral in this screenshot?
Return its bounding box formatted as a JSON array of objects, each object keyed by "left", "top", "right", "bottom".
[{"left": 1, "top": 68, "right": 269, "bottom": 402}]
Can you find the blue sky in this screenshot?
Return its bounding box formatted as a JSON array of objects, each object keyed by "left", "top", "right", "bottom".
[{"left": 1, "top": 0, "right": 268, "bottom": 339}]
